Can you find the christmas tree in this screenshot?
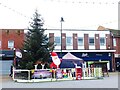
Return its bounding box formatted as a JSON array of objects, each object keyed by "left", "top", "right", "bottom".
[{"left": 19, "top": 10, "right": 54, "bottom": 70}]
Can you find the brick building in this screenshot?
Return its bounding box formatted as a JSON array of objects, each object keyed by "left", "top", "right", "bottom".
[
  {"left": 0, "top": 28, "right": 116, "bottom": 74},
  {"left": 0, "top": 29, "right": 24, "bottom": 50},
  {"left": 47, "top": 29, "right": 116, "bottom": 71},
  {"left": 0, "top": 29, "right": 24, "bottom": 74},
  {"left": 110, "top": 30, "right": 120, "bottom": 71},
  {"left": 97, "top": 26, "right": 120, "bottom": 71}
]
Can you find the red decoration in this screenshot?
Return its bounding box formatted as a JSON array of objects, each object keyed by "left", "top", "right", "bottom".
[
  {"left": 76, "top": 68, "right": 82, "bottom": 80},
  {"left": 51, "top": 52, "right": 57, "bottom": 56},
  {"left": 50, "top": 59, "right": 62, "bottom": 69},
  {"left": 50, "top": 62, "right": 58, "bottom": 68}
]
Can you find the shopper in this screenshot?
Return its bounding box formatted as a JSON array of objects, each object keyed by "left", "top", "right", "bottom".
[{"left": 9, "top": 65, "right": 13, "bottom": 77}]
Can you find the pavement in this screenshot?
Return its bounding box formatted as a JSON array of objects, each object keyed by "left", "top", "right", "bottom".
[{"left": 0, "top": 72, "right": 119, "bottom": 88}]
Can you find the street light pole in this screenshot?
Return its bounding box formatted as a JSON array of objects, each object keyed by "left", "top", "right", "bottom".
[
  {"left": 110, "top": 31, "right": 115, "bottom": 72},
  {"left": 60, "top": 17, "right": 64, "bottom": 58},
  {"left": 13, "top": 48, "right": 16, "bottom": 67}
]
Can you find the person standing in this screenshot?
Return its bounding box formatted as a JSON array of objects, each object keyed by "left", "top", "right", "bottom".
[{"left": 9, "top": 65, "right": 13, "bottom": 77}]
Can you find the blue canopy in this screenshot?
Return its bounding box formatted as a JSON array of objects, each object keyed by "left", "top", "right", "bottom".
[
  {"left": 60, "top": 52, "right": 83, "bottom": 68},
  {"left": 60, "top": 60, "right": 82, "bottom": 68}
]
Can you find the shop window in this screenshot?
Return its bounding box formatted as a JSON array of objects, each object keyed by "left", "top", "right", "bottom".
[
  {"left": 54, "top": 37, "right": 61, "bottom": 46},
  {"left": 78, "top": 37, "right": 83, "bottom": 46},
  {"left": 100, "top": 37, "right": 105, "bottom": 46},
  {"left": 8, "top": 40, "right": 14, "bottom": 49},
  {"left": 66, "top": 37, "right": 72, "bottom": 46},
  {"left": 89, "top": 37, "right": 94, "bottom": 46}
]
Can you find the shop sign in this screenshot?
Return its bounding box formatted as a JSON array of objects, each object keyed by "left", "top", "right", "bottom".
[
  {"left": 118, "top": 54, "right": 120, "bottom": 57},
  {"left": 96, "top": 54, "right": 102, "bottom": 56},
  {"left": 6, "top": 55, "right": 14, "bottom": 57},
  {"left": 0, "top": 54, "right": 5, "bottom": 57},
  {"left": 82, "top": 53, "right": 89, "bottom": 57},
  {"left": 115, "top": 54, "right": 120, "bottom": 58}
]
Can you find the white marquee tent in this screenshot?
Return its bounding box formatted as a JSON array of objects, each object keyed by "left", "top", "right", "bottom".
[{"left": 62, "top": 52, "right": 83, "bottom": 61}]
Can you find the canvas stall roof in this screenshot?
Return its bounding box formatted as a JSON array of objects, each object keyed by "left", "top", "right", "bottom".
[{"left": 62, "top": 52, "right": 83, "bottom": 61}]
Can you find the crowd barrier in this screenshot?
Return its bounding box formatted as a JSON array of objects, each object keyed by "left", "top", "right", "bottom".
[{"left": 12, "top": 67, "right": 103, "bottom": 82}]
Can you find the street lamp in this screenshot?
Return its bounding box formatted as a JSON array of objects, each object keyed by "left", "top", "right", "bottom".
[
  {"left": 13, "top": 48, "right": 16, "bottom": 67},
  {"left": 110, "top": 31, "right": 115, "bottom": 72},
  {"left": 60, "top": 17, "right": 64, "bottom": 58}
]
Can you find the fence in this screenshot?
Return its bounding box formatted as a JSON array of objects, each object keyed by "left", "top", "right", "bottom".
[
  {"left": 12, "top": 67, "right": 103, "bottom": 82},
  {"left": 13, "top": 68, "right": 31, "bottom": 81},
  {"left": 82, "top": 67, "right": 103, "bottom": 79}
]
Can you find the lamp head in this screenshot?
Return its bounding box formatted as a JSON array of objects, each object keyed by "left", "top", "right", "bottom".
[{"left": 60, "top": 17, "right": 64, "bottom": 22}]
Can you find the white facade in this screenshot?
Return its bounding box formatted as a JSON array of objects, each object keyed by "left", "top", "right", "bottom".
[{"left": 45, "top": 29, "right": 111, "bottom": 51}]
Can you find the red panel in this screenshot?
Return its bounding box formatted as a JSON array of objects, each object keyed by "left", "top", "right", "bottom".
[{"left": 76, "top": 68, "right": 82, "bottom": 80}]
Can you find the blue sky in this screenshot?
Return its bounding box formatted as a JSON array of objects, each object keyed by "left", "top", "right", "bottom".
[{"left": 0, "top": 0, "right": 119, "bottom": 30}]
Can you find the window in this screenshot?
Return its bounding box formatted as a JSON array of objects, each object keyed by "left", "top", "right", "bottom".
[
  {"left": 78, "top": 37, "right": 83, "bottom": 46},
  {"left": 66, "top": 37, "right": 72, "bottom": 46},
  {"left": 100, "top": 38, "right": 105, "bottom": 46},
  {"left": 17, "top": 30, "right": 20, "bottom": 35},
  {"left": 6, "top": 30, "right": 9, "bottom": 34},
  {"left": 8, "top": 40, "right": 14, "bottom": 48},
  {"left": 54, "top": 37, "right": 61, "bottom": 46},
  {"left": 89, "top": 38, "right": 94, "bottom": 45},
  {"left": 0, "top": 41, "right": 1, "bottom": 48},
  {"left": 113, "top": 38, "right": 116, "bottom": 46}
]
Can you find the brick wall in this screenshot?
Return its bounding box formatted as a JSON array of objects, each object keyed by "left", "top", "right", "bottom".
[
  {"left": 62, "top": 33, "right": 66, "bottom": 50},
  {"left": 0, "top": 29, "right": 24, "bottom": 50},
  {"left": 95, "top": 34, "right": 100, "bottom": 49},
  {"left": 73, "top": 33, "right": 78, "bottom": 50},
  {"left": 84, "top": 34, "right": 89, "bottom": 50},
  {"left": 114, "top": 37, "right": 120, "bottom": 54},
  {"left": 49, "top": 32, "right": 113, "bottom": 50}
]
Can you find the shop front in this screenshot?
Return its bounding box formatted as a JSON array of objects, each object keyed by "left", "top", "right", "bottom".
[
  {"left": 115, "top": 57, "right": 120, "bottom": 71},
  {"left": 57, "top": 52, "right": 113, "bottom": 71},
  {"left": 0, "top": 50, "right": 14, "bottom": 75},
  {"left": 0, "top": 50, "right": 14, "bottom": 60},
  {"left": 75, "top": 52, "right": 112, "bottom": 71}
]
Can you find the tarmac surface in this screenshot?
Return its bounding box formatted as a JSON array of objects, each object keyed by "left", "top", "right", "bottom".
[{"left": 0, "top": 72, "right": 119, "bottom": 88}]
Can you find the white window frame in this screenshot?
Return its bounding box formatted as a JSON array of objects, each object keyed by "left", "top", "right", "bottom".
[
  {"left": 66, "top": 37, "right": 72, "bottom": 46},
  {"left": 113, "top": 38, "right": 116, "bottom": 46},
  {"left": 8, "top": 40, "right": 14, "bottom": 49},
  {"left": 100, "top": 37, "right": 106, "bottom": 46},
  {"left": 78, "top": 37, "right": 83, "bottom": 46},
  {"left": 54, "top": 37, "right": 61, "bottom": 46}
]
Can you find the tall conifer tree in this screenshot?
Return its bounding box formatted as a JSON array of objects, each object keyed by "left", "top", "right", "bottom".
[{"left": 19, "top": 10, "right": 54, "bottom": 69}]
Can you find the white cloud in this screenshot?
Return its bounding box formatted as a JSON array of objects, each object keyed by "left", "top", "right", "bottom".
[{"left": 0, "top": 0, "right": 119, "bottom": 29}]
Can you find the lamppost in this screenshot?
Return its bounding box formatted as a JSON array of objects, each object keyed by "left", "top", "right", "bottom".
[
  {"left": 110, "top": 31, "right": 115, "bottom": 72},
  {"left": 13, "top": 48, "right": 16, "bottom": 67},
  {"left": 60, "top": 17, "right": 64, "bottom": 58}
]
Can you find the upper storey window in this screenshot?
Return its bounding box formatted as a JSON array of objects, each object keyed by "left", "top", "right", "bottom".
[
  {"left": 100, "top": 37, "right": 106, "bottom": 46},
  {"left": 78, "top": 37, "right": 83, "bottom": 46},
  {"left": 54, "top": 37, "right": 61, "bottom": 46},
  {"left": 89, "top": 37, "right": 94, "bottom": 46},
  {"left": 8, "top": 40, "right": 14, "bottom": 49},
  {"left": 66, "top": 37, "right": 72, "bottom": 46}
]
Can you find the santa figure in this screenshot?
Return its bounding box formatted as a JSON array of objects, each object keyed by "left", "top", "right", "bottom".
[{"left": 50, "top": 52, "right": 61, "bottom": 69}]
